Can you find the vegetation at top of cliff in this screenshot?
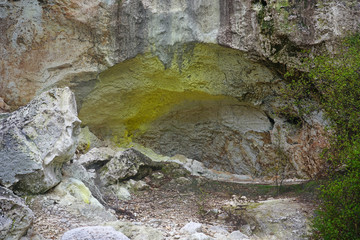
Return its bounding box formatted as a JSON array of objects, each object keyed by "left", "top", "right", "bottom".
[{"left": 283, "top": 34, "right": 360, "bottom": 239}]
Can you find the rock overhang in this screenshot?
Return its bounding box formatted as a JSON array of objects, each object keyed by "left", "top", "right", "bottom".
[
  {"left": 79, "top": 43, "right": 279, "bottom": 139},
  {"left": 78, "top": 43, "right": 284, "bottom": 176}
]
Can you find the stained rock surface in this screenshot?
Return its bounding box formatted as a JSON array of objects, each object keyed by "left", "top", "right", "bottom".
[
  {"left": 0, "top": 87, "right": 80, "bottom": 194},
  {"left": 0, "top": 186, "right": 34, "bottom": 240},
  {"left": 1, "top": 0, "right": 358, "bottom": 179},
  {"left": 1, "top": 0, "right": 359, "bottom": 107}
]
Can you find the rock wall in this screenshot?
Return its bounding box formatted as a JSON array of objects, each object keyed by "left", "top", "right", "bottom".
[{"left": 1, "top": 0, "right": 358, "bottom": 178}]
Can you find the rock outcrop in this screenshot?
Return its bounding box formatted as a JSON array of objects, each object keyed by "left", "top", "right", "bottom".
[
  {"left": 0, "top": 186, "right": 34, "bottom": 240},
  {"left": 0, "top": 88, "right": 80, "bottom": 194},
  {"left": 1, "top": 0, "right": 359, "bottom": 179}
]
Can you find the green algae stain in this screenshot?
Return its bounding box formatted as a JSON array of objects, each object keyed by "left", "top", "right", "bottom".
[{"left": 79, "top": 43, "right": 275, "bottom": 145}]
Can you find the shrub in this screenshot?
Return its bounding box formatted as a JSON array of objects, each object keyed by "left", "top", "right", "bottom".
[{"left": 284, "top": 34, "right": 360, "bottom": 240}]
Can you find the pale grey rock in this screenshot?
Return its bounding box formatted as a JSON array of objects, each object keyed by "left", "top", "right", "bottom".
[
  {"left": 0, "top": 87, "right": 80, "bottom": 194},
  {"left": 62, "top": 162, "right": 107, "bottom": 207},
  {"left": 0, "top": 186, "right": 34, "bottom": 240},
  {"left": 77, "top": 147, "right": 116, "bottom": 170},
  {"left": 188, "top": 233, "right": 214, "bottom": 240},
  {"left": 125, "top": 179, "right": 149, "bottom": 191},
  {"left": 61, "top": 226, "right": 129, "bottom": 240},
  {"left": 105, "top": 221, "right": 164, "bottom": 240},
  {"left": 99, "top": 148, "right": 160, "bottom": 186},
  {"left": 110, "top": 185, "right": 131, "bottom": 201},
  {"left": 238, "top": 198, "right": 310, "bottom": 239},
  {"left": 239, "top": 224, "right": 252, "bottom": 237},
  {"left": 52, "top": 178, "right": 117, "bottom": 222},
  {"left": 229, "top": 231, "right": 249, "bottom": 240},
  {"left": 180, "top": 222, "right": 203, "bottom": 235},
  {"left": 208, "top": 226, "right": 229, "bottom": 235}
]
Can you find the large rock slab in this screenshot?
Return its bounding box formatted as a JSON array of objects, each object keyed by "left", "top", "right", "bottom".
[
  {"left": 61, "top": 226, "right": 129, "bottom": 240},
  {"left": 99, "top": 148, "right": 161, "bottom": 186},
  {"left": 0, "top": 87, "right": 80, "bottom": 194},
  {"left": 0, "top": 186, "right": 34, "bottom": 240}
]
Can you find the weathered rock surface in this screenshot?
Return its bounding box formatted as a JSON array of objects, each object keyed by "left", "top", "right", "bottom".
[
  {"left": 77, "top": 147, "right": 116, "bottom": 169},
  {"left": 105, "top": 221, "right": 164, "bottom": 240},
  {"left": 0, "top": 87, "right": 80, "bottom": 194},
  {"left": 0, "top": 0, "right": 117, "bottom": 107},
  {"left": 99, "top": 148, "right": 161, "bottom": 186},
  {"left": 51, "top": 177, "right": 116, "bottom": 222},
  {"left": 2, "top": 0, "right": 358, "bottom": 179},
  {"left": 0, "top": 186, "right": 34, "bottom": 240},
  {"left": 236, "top": 198, "right": 310, "bottom": 240},
  {"left": 180, "top": 222, "right": 203, "bottom": 235},
  {"left": 1, "top": 0, "right": 359, "bottom": 108},
  {"left": 61, "top": 226, "right": 130, "bottom": 240}
]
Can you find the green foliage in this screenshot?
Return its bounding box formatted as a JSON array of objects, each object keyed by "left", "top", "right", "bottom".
[{"left": 284, "top": 34, "right": 360, "bottom": 239}]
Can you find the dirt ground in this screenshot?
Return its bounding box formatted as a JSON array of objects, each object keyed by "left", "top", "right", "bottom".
[{"left": 29, "top": 172, "right": 317, "bottom": 240}]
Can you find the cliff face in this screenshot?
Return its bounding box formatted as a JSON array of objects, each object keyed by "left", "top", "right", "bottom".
[{"left": 1, "top": 0, "right": 359, "bottom": 178}]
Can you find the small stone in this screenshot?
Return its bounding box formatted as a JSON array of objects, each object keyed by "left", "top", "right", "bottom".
[{"left": 151, "top": 172, "right": 164, "bottom": 180}]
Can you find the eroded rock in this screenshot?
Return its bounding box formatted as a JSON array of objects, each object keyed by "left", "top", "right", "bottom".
[
  {"left": 0, "top": 87, "right": 80, "bottom": 194},
  {"left": 0, "top": 186, "right": 34, "bottom": 240},
  {"left": 99, "top": 148, "right": 161, "bottom": 186},
  {"left": 61, "top": 226, "right": 130, "bottom": 240},
  {"left": 105, "top": 221, "right": 164, "bottom": 240}
]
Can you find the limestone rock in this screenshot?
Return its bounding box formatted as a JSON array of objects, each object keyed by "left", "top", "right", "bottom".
[
  {"left": 0, "top": 186, "right": 34, "bottom": 240},
  {"left": 62, "top": 162, "right": 107, "bottom": 207},
  {"left": 52, "top": 177, "right": 116, "bottom": 222},
  {"left": 0, "top": 87, "right": 80, "bottom": 194},
  {"left": 228, "top": 231, "right": 249, "bottom": 240},
  {"left": 77, "top": 147, "right": 116, "bottom": 170},
  {"left": 0, "top": 0, "right": 117, "bottom": 107},
  {"left": 180, "top": 222, "right": 203, "bottom": 235},
  {"left": 105, "top": 221, "right": 164, "bottom": 240},
  {"left": 61, "top": 226, "right": 129, "bottom": 240},
  {"left": 99, "top": 148, "right": 160, "bottom": 186},
  {"left": 188, "top": 233, "right": 214, "bottom": 240},
  {"left": 240, "top": 198, "right": 310, "bottom": 239}
]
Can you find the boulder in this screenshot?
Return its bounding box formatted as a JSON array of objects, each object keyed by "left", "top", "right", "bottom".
[
  {"left": 62, "top": 162, "right": 107, "bottom": 207},
  {"left": 99, "top": 148, "right": 160, "bottom": 186},
  {"left": 77, "top": 147, "right": 116, "bottom": 170},
  {"left": 180, "top": 222, "right": 203, "bottom": 235},
  {"left": 188, "top": 233, "right": 213, "bottom": 240},
  {"left": 0, "top": 186, "right": 34, "bottom": 240},
  {"left": 61, "top": 226, "right": 129, "bottom": 240},
  {"left": 105, "top": 221, "right": 164, "bottom": 240},
  {"left": 228, "top": 231, "right": 249, "bottom": 240},
  {"left": 0, "top": 88, "right": 80, "bottom": 194},
  {"left": 48, "top": 177, "right": 117, "bottom": 222}
]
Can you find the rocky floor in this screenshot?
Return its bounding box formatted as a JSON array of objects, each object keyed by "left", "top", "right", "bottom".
[{"left": 27, "top": 173, "right": 317, "bottom": 240}]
